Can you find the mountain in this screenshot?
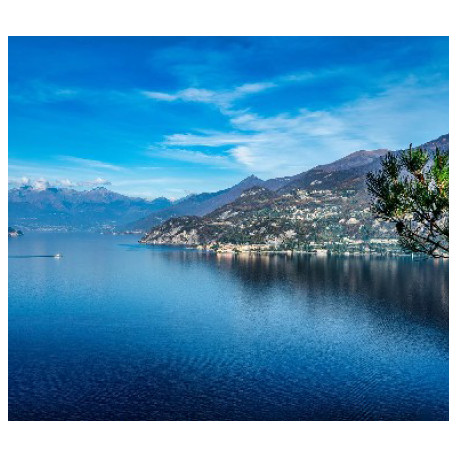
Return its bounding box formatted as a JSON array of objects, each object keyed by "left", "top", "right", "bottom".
[
  {"left": 124, "top": 174, "right": 287, "bottom": 232},
  {"left": 9, "top": 134, "right": 448, "bottom": 236},
  {"left": 142, "top": 134, "right": 449, "bottom": 251},
  {"left": 141, "top": 187, "right": 280, "bottom": 245},
  {"left": 276, "top": 134, "right": 449, "bottom": 194},
  {"left": 141, "top": 183, "right": 382, "bottom": 248},
  {"left": 276, "top": 149, "right": 389, "bottom": 195},
  {"left": 8, "top": 186, "right": 173, "bottom": 231}
]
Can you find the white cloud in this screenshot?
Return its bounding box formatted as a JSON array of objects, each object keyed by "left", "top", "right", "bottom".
[
  {"left": 8, "top": 65, "right": 448, "bottom": 197},
  {"left": 230, "top": 109, "right": 346, "bottom": 136},
  {"left": 9, "top": 82, "right": 80, "bottom": 104},
  {"left": 32, "top": 178, "right": 50, "bottom": 190},
  {"left": 8, "top": 175, "right": 112, "bottom": 189},
  {"left": 142, "top": 81, "right": 276, "bottom": 108},
  {"left": 76, "top": 177, "right": 112, "bottom": 187},
  {"left": 141, "top": 91, "right": 178, "bottom": 101},
  {"left": 8, "top": 176, "right": 33, "bottom": 187},
  {"left": 7, "top": 177, "right": 52, "bottom": 190},
  {"left": 58, "top": 156, "right": 123, "bottom": 171},
  {"left": 155, "top": 77, "right": 448, "bottom": 176},
  {"left": 164, "top": 132, "right": 255, "bottom": 147},
  {"left": 147, "top": 147, "right": 235, "bottom": 168},
  {"left": 178, "top": 88, "right": 217, "bottom": 103},
  {"left": 140, "top": 68, "right": 349, "bottom": 110},
  {"left": 230, "top": 146, "right": 256, "bottom": 167}
]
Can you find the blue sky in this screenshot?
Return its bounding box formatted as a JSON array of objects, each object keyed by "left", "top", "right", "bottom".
[{"left": 8, "top": 37, "right": 449, "bottom": 199}]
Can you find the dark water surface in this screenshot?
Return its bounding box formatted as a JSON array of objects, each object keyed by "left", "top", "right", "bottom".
[{"left": 9, "top": 233, "right": 449, "bottom": 420}]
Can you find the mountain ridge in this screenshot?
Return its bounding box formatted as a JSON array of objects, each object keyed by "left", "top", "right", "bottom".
[
  {"left": 141, "top": 134, "right": 449, "bottom": 249},
  {"left": 9, "top": 134, "right": 448, "bottom": 233},
  {"left": 122, "top": 174, "right": 287, "bottom": 231},
  {"left": 8, "top": 186, "right": 173, "bottom": 231}
]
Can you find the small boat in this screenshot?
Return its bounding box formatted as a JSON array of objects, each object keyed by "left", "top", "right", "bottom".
[{"left": 54, "top": 253, "right": 63, "bottom": 258}]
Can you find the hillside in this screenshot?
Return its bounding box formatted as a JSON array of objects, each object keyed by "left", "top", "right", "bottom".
[
  {"left": 278, "top": 134, "right": 449, "bottom": 194},
  {"left": 124, "top": 174, "right": 287, "bottom": 231},
  {"left": 141, "top": 134, "right": 449, "bottom": 252},
  {"left": 9, "top": 134, "right": 448, "bottom": 236}
]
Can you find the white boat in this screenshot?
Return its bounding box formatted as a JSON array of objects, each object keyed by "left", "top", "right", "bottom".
[{"left": 54, "top": 253, "right": 63, "bottom": 258}]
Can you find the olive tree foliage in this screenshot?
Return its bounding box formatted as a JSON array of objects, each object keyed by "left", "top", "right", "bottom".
[{"left": 366, "top": 145, "right": 449, "bottom": 258}]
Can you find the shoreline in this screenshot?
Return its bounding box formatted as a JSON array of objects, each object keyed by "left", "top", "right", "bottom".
[{"left": 138, "top": 240, "right": 434, "bottom": 258}]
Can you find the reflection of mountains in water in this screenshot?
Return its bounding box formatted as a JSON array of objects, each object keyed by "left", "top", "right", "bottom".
[{"left": 156, "top": 250, "right": 449, "bottom": 329}]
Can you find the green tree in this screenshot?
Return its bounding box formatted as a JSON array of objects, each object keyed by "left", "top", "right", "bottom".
[{"left": 366, "top": 144, "right": 449, "bottom": 258}]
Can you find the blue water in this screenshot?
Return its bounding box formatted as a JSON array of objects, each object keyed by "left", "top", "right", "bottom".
[{"left": 9, "top": 233, "right": 449, "bottom": 420}]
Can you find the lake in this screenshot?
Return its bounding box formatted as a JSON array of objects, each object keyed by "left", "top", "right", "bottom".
[{"left": 8, "top": 233, "right": 449, "bottom": 420}]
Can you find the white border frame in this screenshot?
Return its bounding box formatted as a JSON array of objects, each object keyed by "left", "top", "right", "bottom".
[{"left": 3, "top": 1, "right": 455, "bottom": 457}]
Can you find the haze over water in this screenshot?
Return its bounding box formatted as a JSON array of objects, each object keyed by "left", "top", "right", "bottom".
[{"left": 8, "top": 233, "right": 448, "bottom": 420}]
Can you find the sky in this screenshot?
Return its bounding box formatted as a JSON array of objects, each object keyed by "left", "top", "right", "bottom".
[{"left": 8, "top": 36, "right": 449, "bottom": 199}]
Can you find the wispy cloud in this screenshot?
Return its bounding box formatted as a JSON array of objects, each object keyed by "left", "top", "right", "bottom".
[
  {"left": 155, "top": 77, "right": 449, "bottom": 175},
  {"left": 141, "top": 82, "right": 276, "bottom": 109},
  {"left": 147, "top": 147, "right": 236, "bottom": 168},
  {"left": 9, "top": 81, "right": 80, "bottom": 104},
  {"left": 58, "top": 156, "right": 123, "bottom": 171},
  {"left": 140, "top": 66, "right": 351, "bottom": 111},
  {"left": 164, "top": 133, "right": 255, "bottom": 147},
  {"left": 9, "top": 38, "right": 448, "bottom": 198},
  {"left": 76, "top": 177, "right": 112, "bottom": 187}
]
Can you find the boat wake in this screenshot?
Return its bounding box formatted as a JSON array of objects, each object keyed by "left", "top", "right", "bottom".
[{"left": 9, "top": 254, "right": 63, "bottom": 259}]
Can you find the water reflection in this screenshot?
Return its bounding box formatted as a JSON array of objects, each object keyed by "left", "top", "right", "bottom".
[
  {"left": 156, "top": 250, "right": 449, "bottom": 329},
  {"left": 9, "top": 235, "right": 449, "bottom": 420}
]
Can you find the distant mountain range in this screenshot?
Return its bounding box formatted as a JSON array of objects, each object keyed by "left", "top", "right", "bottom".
[
  {"left": 9, "top": 134, "right": 448, "bottom": 235},
  {"left": 141, "top": 134, "right": 449, "bottom": 249},
  {"left": 8, "top": 176, "right": 286, "bottom": 232},
  {"left": 8, "top": 186, "right": 172, "bottom": 231}
]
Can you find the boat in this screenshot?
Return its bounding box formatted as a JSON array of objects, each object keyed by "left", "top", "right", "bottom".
[{"left": 54, "top": 253, "right": 63, "bottom": 258}]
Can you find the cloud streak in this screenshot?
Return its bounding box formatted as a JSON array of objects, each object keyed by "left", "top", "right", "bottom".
[
  {"left": 155, "top": 77, "right": 449, "bottom": 175},
  {"left": 142, "top": 82, "right": 276, "bottom": 109},
  {"left": 9, "top": 81, "right": 80, "bottom": 104},
  {"left": 58, "top": 156, "right": 124, "bottom": 171},
  {"left": 9, "top": 38, "right": 448, "bottom": 198},
  {"left": 140, "top": 66, "right": 352, "bottom": 111},
  {"left": 76, "top": 177, "right": 112, "bottom": 187},
  {"left": 147, "top": 147, "right": 236, "bottom": 168}
]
